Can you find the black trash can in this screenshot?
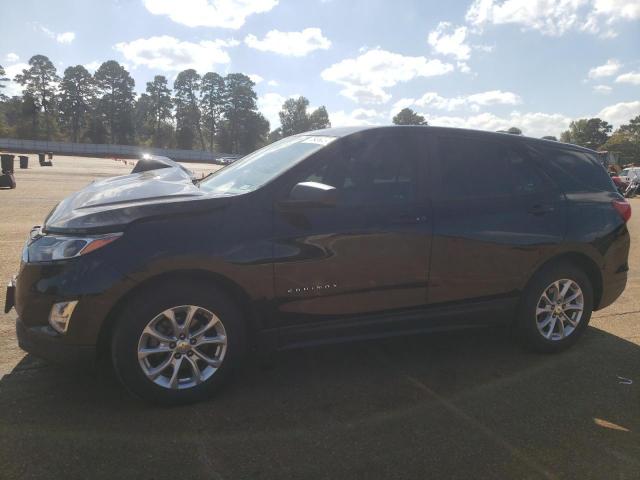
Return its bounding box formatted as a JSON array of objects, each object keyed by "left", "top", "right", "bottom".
[
  {"left": 38, "top": 153, "right": 45, "bottom": 166},
  {"left": 0, "top": 173, "right": 16, "bottom": 189},
  {"left": 1, "top": 154, "right": 15, "bottom": 173},
  {"left": 19, "top": 155, "right": 29, "bottom": 169}
]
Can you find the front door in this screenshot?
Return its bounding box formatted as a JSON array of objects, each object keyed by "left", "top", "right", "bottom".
[{"left": 271, "top": 131, "right": 432, "bottom": 334}]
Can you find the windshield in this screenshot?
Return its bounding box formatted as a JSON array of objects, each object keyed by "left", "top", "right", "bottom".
[{"left": 199, "top": 135, "right": 335, "bottom": 195}]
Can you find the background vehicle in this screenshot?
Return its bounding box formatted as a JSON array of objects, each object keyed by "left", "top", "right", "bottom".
[
  {"left": 618, "top": 167, "right": 640, "bottom": 184},
  {"left": 7, "top": 126, "right": 630, "bottom": 405},
  {"left": 609, "top": 172, "right": 628, "bottom": 195},
  {"left": 624, "top": 176, "right": 640, "bottom": 197}
]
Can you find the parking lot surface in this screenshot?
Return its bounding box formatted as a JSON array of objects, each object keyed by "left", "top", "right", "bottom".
[{"left": 0, "top": 158, "right": 638, "bottom": 479}]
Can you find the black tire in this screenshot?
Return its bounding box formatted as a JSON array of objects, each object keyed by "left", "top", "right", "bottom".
[
  {"left": 111, "top": 280, "right": 245, "bottom": 405},
  {"left": 516, "top": 262, "right": 593, "bottom": 353}
]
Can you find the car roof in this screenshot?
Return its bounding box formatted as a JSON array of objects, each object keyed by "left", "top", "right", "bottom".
[{"left": 302, "top": 125, "right": 599, "bottom": 155}]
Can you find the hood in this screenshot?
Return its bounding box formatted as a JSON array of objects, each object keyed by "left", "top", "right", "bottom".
[{"left": 44, "top": 166, "right": 226, "bottom": 234}]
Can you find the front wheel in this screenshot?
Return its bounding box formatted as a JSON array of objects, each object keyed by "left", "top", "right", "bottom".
[
  {"left": 516, "top": 262, "right": 593, "bottom": 353},
  {"left": 111, "top": 281, "right": 244, "bottom": 405}
]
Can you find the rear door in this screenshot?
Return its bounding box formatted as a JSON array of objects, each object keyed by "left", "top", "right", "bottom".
[{"left": 428, "top": 134, "right": 565, "bottom": 305}]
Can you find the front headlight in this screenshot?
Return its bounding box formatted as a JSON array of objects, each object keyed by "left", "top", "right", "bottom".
[{"left": 27, "top": 233, "right": 122, "bottom": 262}]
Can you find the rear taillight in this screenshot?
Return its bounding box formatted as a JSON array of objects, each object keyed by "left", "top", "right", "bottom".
[{"left": 613, "top": 199, "right": 631, "bottom": 223}]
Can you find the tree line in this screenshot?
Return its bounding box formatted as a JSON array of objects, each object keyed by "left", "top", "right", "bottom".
[
  {"left": 393, "top": 107, "right": 640, "bottom": 164},
  {"left": 0, "top": 55, "right": 330, "bottom": 154},
  {"left": 0, "top": 55, "right": 637, "bottom": 162}
]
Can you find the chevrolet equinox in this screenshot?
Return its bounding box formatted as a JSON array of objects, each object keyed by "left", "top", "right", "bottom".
[{"left": 5, "top": 126, "right": 630, "bottom": 404}]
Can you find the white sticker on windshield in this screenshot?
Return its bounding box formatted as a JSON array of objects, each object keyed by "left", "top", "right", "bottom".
[{"left": 301, "top": 136, "right": 336, "bottom": 146}]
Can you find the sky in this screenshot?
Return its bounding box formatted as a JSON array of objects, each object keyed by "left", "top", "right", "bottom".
[{"left": 1, "top": 0, "right": 639, "bottom": 138}]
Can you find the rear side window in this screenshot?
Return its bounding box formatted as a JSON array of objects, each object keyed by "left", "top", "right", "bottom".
[
  {"left": 509, "top": 151, "right": 554, "bottom": 196},
  {"left": 436, "top": 135, "right": 511, "bottom": 199},
  {"left": 536, "top": 147, "right": 615, "bottom": 193}
]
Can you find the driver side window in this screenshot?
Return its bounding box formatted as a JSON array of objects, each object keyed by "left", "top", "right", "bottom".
[{"left": 294, "top": 134, "right": 420, "bottom": 207}]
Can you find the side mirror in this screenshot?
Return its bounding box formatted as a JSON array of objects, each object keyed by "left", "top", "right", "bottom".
[{"left": 281, "top": 181, "right": 337, "bottom": 208}]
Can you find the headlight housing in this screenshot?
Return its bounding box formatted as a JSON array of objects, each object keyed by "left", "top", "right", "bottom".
[{"left": 27, "top": 232, "right": 122, "bottom": 263}]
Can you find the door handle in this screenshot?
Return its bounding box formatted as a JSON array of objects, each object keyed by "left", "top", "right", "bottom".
[{"left": 527, "top": 204, "right": 555, "bottom": 215}]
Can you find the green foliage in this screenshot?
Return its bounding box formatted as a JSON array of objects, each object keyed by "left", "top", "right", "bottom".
[
  {"left": 0, "top": 64, "right": 8, "bottom": 101},
  {"left": 278, "top": 96, "right": 330, "bottom": 138},
  {"left": 506, "top": 126, "right": 522, "bottom": 135},
  {"left": 14, "top": 55, "right": 60, "bottom": 140},
  {"left": 94, "top": 60, "right": 136, "bottom": 144},
  {"left": 218, "top": 73, "right": 263, "bottom": 154},
  {"left": 560, "top": 118, "right": 612, "bottom": 150},
  {"left": 309, "top": 106, "right": 331, "bottom": 130},
  {"left": 200, "top": 72, "right": 226, "bottom": 151},
  {"left": 134, "top": 75, "right": 174, "bottom": 148},
  {"left": 392, "top": 108, "right": 427, "bottom": 126},
  {"left": 174, "top": 69, "right": 203, "bottom": 150},
  {"left": 603, "top": 115, "right": 640, "bottom": 164},
  {"left": 59, "top": 65, "right": 95, "bottom": 142},
  {"left": 280, "top": 96, "right": 310, "bottom": 136}
]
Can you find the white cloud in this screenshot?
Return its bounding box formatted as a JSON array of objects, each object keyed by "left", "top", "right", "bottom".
[
  {"left": 393, "top": 90, "right": 521, "bottom": 114},
  {"left": 331, "top": 108, "right": 384, "bottom": 127},
  {"left": 466, "top": 0, "right": 639, "bottom": 37},
  {"left": 56, "top": 32, "right": 76, "bottom": 44},
  {"left": 249, "top": 74, "right": 263, "bottom": 84},
  {"left": 615, "top": 72, "right": 640, "bottom": 85},
  {"left": 5, "top": 52, "right": 19, "bottom": 62},
  {"left": 588, "top": 59, "right": 621, "bottom": 79},
  {"left": 321, "top": 48, "right": 454, "bottom": 105},
  {"left": 593, "top": 84, "right": 612, "bottom": 94},
  {"left": 467, "top": 90, "right": 521, "bottom": 106},
  {"left": 114, "top": 36, "right": 238, "bottom": 72},
  {"left": 84, "top": 61, "right": 101, "bottom": 72},
  {"left": 466, "top": 0, "right": 589, "bottom": 36},
  {"left": 143, "top": 0, "right": 278, "bottom": 29},
  {"left": 585, "top": 0, "right": 640, "bottom": 34},
  {"left": 428, "top": 22, "right": 471, "bottom": 61},
  {"left": 3, "top": 62, "right": 29, "bottom": 97},
  {"left": 598, "top": 101, "right": 640, "bottom": 127},
  {"left": 245, "top": 28, "right": 331, "bottom": 56},
  {"left": 457, "top": 61, "right": 471, "bottom": 73},
  {"left": 267, "top": 79, "right": 279, "bottom": 87},
  {"left": 590, "top": 0, "right": 640, "bottom": 20},
  {"left": 420, "top": 111, "right": 572, "bottom": 138},
  {"left": 474, "top": 44, "right": 494, "bottom": 52},
  {"left": 35, "top": 24, "right": 76, "bottom": 44}
]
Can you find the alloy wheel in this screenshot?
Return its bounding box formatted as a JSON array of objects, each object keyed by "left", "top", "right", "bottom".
[
  {"left": 535, "top": 279, "right": 584, "bottom": 341},
  {"left": 137, "top": 305, "right": 227, "bottom": 389}
]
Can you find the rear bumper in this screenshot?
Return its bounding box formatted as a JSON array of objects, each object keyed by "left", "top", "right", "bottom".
[{"left": 16, "top": 317, "right": 96, "bottom": 367}]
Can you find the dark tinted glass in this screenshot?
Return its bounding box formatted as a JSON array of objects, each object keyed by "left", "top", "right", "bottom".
[
  {"left": 535, "top": 147, "right": 615, "bottom": 193},
  {"left": 509, "top": 151, "right": 552, "bottom": 195},
  {"left": 437, "top": 136, "right": 511, "bottom": 199},
  {"left": 297, "top": 134, "right": 420, "bottom": 206}
]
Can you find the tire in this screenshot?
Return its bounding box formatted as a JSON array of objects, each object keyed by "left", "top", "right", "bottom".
[
  {"left": 111, "top": 280, "right": 245, "bottom": 405},
  {"left": 516, "top": 262, "right": 593, "bottom": 353}
]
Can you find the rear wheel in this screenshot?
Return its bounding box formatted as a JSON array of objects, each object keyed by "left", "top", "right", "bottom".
[
  {"left": 516, "top": 262, "right": 593, "bottom": 353},
  {"left": 111, "top": 281, "right": 244, "bottom": 405}
]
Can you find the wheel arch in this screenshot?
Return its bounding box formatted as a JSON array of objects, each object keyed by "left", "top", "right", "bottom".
[
  {"left": 96, "top": 269, "right": 261, "bottom": 360},
  {"left": 526, "top": 252, "right": 603, "bottom": 309}
]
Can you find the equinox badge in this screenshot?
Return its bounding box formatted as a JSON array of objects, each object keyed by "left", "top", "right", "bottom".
[{"left": 287, "top": 283, "right": 338, "bottom": 295}]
